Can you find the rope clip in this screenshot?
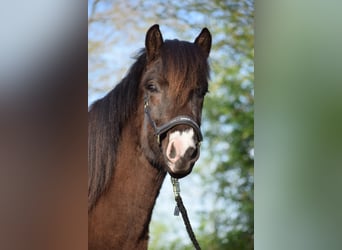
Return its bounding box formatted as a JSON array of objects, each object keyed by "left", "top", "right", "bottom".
[{"left": 171, "top": 177, "right": 180, "bottom": 216}]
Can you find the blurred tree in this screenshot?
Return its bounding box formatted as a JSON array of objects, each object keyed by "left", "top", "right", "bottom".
[{"left": 88, "top": 0, "right": 254, "bottom": 249}]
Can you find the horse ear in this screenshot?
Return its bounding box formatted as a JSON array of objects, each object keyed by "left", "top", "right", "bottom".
[
  {"left": 145, "top": 24, "right": 164, "bottom": 62},
  {"left": 194, "top": 28, "right": 212, "bottom": 58}
]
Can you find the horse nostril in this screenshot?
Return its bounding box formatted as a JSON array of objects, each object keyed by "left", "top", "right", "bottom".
[
  {"left": 191, "top": 148, "right": 198, "bottom": 159},
  {"left": 184, "top": 147, "right": 198, "bottom": 160},
  {"left": 169, "top": 143, "right": 177, "bottom": 159}
]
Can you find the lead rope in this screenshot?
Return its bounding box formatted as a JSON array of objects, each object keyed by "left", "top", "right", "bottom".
[{"left": 171, "top": 177, "right": 201, "bottom": 250}]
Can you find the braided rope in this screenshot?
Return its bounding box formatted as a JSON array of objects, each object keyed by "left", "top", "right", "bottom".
[
  {"left": 171, "top": 177, "right": 201, "bottom": 249},
  {"left": 174, "top": 192, "right": 201, "bottom": 250}
]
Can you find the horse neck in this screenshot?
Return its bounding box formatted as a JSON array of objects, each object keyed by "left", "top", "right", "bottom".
[{"left": 89, "top": 118, "right": 166, "bottom": 250}]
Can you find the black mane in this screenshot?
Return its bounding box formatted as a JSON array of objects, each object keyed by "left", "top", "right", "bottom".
[{"left": 88, "top": 50, "right": 146, "bottom": 211}]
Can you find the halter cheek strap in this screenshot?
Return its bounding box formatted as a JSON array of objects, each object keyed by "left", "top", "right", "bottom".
[{"left": 144, "top": 96, "right": 203, "bottom": 145}]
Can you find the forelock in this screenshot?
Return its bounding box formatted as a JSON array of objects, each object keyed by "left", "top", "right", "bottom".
[{"left": 160, "top": 40, "right": 209, "bottom": 104}]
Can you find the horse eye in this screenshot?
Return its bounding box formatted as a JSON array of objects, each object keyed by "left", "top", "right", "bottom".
[
  {"left": 194, "top": 88, "right": 207, "bottom": 98},
  {"left": 146, "top": 83, "right": 158, "bottom": 92}
]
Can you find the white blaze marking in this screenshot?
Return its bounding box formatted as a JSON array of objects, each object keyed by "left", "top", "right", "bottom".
[{"left": 169, "top": 128, "right": 195, "bottom": 158}]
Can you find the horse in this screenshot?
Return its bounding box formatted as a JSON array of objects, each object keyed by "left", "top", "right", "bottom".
[{"left": 88, "top": 24, "right": 211, "bottom": 250}]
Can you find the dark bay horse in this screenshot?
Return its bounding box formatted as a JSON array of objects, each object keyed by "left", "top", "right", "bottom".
[{"left": 88, "top": 24, "right": 211, "bottom": 250}]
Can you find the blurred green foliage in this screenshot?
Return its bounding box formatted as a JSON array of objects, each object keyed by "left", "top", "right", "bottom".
[
  {"left": 194, "top": 1, "right": 254, "bottom": 249},
  {"left": 256, "top": 1, "right": 342, "bottom": 250}
]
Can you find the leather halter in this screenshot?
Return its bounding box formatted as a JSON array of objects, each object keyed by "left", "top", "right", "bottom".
[{"left": 144, "top": 96, "right": 203, "bottom": 145}]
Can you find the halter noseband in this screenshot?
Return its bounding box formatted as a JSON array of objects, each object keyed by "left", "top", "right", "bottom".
[{"left": 144, "top": 96, "right": 203, "bottom": 145}]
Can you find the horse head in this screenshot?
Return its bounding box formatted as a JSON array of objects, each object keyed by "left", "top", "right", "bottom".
[{"left": 140, "top": 24, "right": 211, "bottom": 178}]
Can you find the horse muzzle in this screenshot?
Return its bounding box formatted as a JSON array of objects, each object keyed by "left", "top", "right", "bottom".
[
  {"left": 144, "top": 98, "right": 203, "bottom": 177},
  {"left": 163, "top": 126, "right": 201, "bottom": 178}
]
